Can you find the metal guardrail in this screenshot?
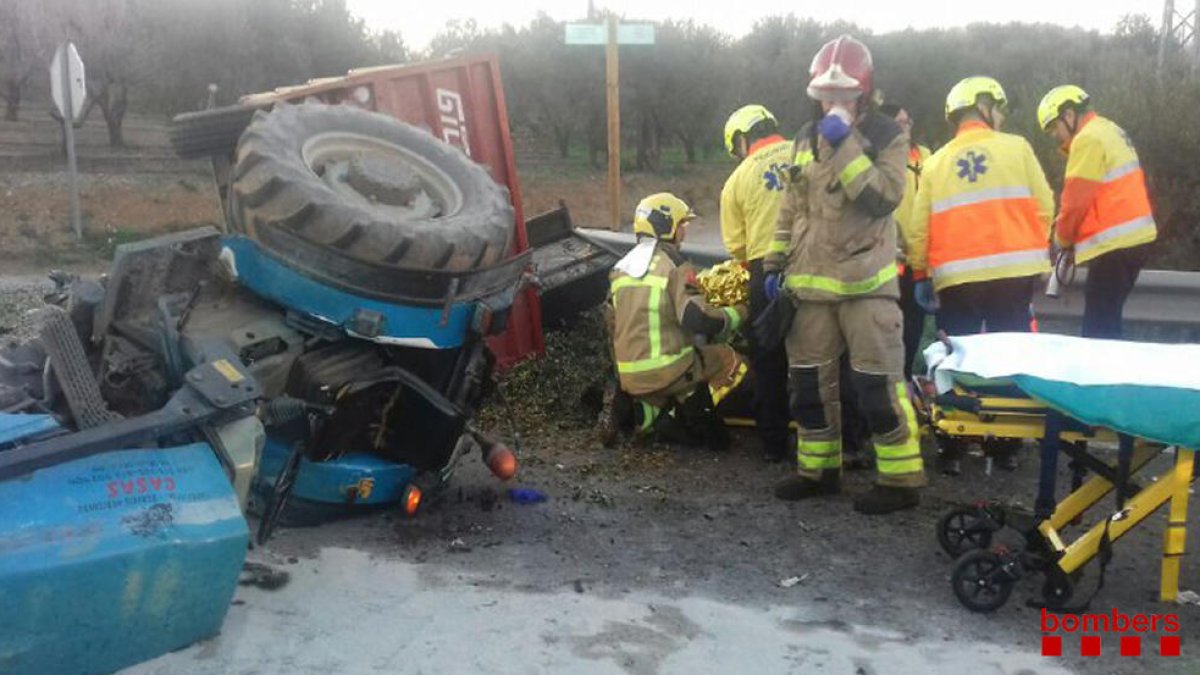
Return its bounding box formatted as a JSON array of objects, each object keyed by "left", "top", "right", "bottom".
[{"left": 578, "top": 228, "right": 1200, "bottom": 342}]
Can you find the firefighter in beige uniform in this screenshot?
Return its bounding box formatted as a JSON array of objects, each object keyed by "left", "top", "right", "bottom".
[
  {"left": 609, "top": 193, "right": 748, "bottom": 445},
  {"left": 763, "top": 35, "right": 926, "bottom": 514}
]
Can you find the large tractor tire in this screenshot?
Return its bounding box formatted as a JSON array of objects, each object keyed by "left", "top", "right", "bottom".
[
  {"left": 229, "top": 104, "right": 514, "bottom": 288},
  {"left": 170, "top": 104, "right": 259, "bottom": 159}
]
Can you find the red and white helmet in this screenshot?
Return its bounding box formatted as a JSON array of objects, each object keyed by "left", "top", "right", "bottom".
[{"left": 807, "top": 34, "right": 874, "bottom": 102}]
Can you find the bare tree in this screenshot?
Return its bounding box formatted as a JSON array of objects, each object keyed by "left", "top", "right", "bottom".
[
  {"left": 72, "top": 0, "right": 137, "bottom": 147},
  {"left": 0, "top": 0, "right": 57, "bottom": 121}
]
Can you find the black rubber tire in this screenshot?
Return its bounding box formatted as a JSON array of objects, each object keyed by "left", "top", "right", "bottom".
[
  {"left": 937, "top": 507, "right": 995, "bottom": 558},
  {"left": 951, "top": 550, "right": 1015, "bottom": 613},
  {"left": 170, "top": 104, "right": 259, "bottom": 159},
  {"left": 229, "top": 104, "right": 514, "bottom": 278}
]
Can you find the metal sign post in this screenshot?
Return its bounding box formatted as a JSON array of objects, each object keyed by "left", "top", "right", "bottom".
[
  {"left": 566, "top": 20, "right": 654, "bottom": 230},
  {"left": 50, "top": 42, "right": 86, "bottom": 240}
]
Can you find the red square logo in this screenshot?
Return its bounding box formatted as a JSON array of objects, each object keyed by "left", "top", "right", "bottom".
[
  {"left": 1120, "top": 636, "right": 1141, "bottom": 657},
  {"left": 1081, "top": 635, "right": 1102, "bottom": 657},
  {"left": 1042, "top": 635, "right": 1062, "bottom": 657},
  {"left": 1161, "top": 635, "right": 1181, "bottom": 657}
]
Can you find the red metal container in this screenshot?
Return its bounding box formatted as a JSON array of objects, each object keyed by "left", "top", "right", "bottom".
[{"left": 240, "top": 55, "right": 544, "bottom": 368}]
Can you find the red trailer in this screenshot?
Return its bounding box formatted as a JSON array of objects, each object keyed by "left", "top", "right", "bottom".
[{"left": 177, "top": 55, "right": 546, "bottom": 368}]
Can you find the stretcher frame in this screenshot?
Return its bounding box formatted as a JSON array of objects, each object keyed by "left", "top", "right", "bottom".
[{"left": 920, "top": 381, "right": 1195, "bottom": 610}]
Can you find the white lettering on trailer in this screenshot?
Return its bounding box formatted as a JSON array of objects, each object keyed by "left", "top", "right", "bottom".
[{"left": 436, "top": 88, "right": 471, "bottom": 156}]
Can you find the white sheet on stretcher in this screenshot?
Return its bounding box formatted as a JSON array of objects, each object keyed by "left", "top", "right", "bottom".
[{"left": 923, "top": 333, "right": 1200, "bottom": 394}]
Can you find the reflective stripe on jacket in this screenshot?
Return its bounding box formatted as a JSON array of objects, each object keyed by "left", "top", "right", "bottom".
[
  {"left": 609, "top": 242, "right": 741, "bottom": 395},
  {"left": 720, "top": 136, "right": 793, "bottom": 262},
  {"left": 909, "top": 121, "right": 1054, "bottom": 291},
  {"left": 762, "top": 111, "right": 908, "bottom": 302},
  {"left": 1055, "top": 113, "right": 1157, "bottom": 264}
]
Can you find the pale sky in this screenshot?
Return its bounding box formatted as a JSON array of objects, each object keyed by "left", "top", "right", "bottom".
[{"left": 350, "top": 1, "right": 1163, "bottom": 53}]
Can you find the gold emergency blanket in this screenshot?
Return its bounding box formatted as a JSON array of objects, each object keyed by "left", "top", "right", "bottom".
[{"left": 696, "top": 260, "right": 750, "bottom": 307}]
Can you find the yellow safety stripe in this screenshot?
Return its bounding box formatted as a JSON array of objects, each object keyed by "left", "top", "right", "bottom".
[
  {"left": 874, "top": 382, "right": 923, "bottom": 476},
  {"left": 1075, "top": 215, "right": 1156, "bottom": 258},
  {"left": 647, "top": 286, "right": 663, "bottom": 358},
  {"left": 931, "top": 186, "right": 1034, "bottom": 214},
  {"left": 610, "top": 275, "right": 668, "bottom": 292},
  {"left": 794, "top": 149, "right": 814, "bottom": 167},
  {"left": 785, "top": 263, "right": 898, "bottom": 296},
  {"left": 768, "top": 240, "right": 789, "bottom": 254},
  {"left": 638, "top": 401, "right": 658, "bottom": 432},
  {"left": 721, "top": 306, "right": 742, "bottom": 331},
  {"left": 796, "top": 438, "right": 841, "bottom": 470},
  {"left": 617, "top": 346, "right": 694, "bottom": 375},
  {"left": 873, "top": 455, "right": 925, "bottom": 475},
  {"left": 839, "top": 154, "right": 872, "bottom": 188}
]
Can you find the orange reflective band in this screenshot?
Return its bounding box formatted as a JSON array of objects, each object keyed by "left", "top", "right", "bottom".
[{"left": 748, "top": 135, "right": 786, "bottom": 156}]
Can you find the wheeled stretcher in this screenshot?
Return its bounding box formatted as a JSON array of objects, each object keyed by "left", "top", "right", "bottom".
[{"left": 917, "top": 333, "right": 1200, "bottom": 612}]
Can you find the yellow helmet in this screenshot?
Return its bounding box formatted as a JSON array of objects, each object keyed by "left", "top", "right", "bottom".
[
  {"left": 945, "top": 76, "right": 1007, "bottom": 121},
  {"left": 1037, "top": 85, "right": 1090, "bottom": 130},
  {"left": 723, "top": 104, "right": 777, "bottom": 156},
  {"left": 632, "top": 192, "right": 694, "bottom": 241}
]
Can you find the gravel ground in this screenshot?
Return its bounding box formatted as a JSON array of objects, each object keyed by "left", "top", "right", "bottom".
[
  {"left": 0, "top": 274, "right": 55, "bottom": 343},
  {"left": 2, "top": 281, "right": 1198, "bottom": 674}
]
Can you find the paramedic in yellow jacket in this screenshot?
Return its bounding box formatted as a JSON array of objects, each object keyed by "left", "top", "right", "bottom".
[
  {"left": 907, "top": 77, "right": 1054, "bottom": 332},
  {"left": 880, "top": 102, "right": 932, "bottom": 378},
  {"left": 609, "top": 193, "right": 748, "bottom": 446},
  {"left": 720, "top": 104, "right": 794, "bottom": 462},
  {"left": 1037, "top": 85, "right": 1157, "bottom": 339},
  {"left": 908, "top": 77, "right": 1054, "bottom": 474},
  {"left": 763, "top": 35, "right": 926, "bottom": 515}
]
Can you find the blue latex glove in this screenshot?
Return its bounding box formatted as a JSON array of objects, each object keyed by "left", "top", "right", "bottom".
[
  {"left": 764, "top": 272, "right": 782, "bottom": 302},
  {"left": 818, "top": 113, "right": 852, "bottom": 147},
  {"left": 914, "top": 279, "right": 938, "bottom": 313}
]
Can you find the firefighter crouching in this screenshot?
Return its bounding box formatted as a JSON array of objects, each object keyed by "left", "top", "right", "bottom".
[
  {"left": 764, "top": 34, "right": 926, "bottom": 514},
  {"left": 600, "top": 193, "right": 749, "bottom": 450}
]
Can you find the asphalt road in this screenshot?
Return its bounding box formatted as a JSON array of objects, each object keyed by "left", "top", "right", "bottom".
[{"left": 126, "top": 429, "right": 1200, "bottom": 675}]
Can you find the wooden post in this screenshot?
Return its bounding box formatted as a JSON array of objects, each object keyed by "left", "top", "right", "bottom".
[{"left": 606, "top": 16, "right": 620, "bottom": 230}]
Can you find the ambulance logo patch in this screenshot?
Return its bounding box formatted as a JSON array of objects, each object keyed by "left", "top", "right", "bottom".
[{"left": 956, "top": 151, "right": 988, "bottom": 183}]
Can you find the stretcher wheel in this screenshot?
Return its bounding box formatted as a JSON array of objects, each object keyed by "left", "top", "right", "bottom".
[
  {"left": 937, "top": 508, "right": 994, "bottom": 557},
  {"left": 951, "top": 550, "right": 1016, "bottom": 613},
  {"left": 1041, "top": 572, "right": 1074, "bottom": 610}
]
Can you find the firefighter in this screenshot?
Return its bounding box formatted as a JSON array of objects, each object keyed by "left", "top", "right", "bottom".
[
  {"left": 764, "top": 35, "right": 926, "bottom": 514},
  {"left": 880, "top": 102, "right": 933, "bottom": 379},
  {"left": 720, "top": 104, "right": 795, "bottom": 462},
  {"left": 604, "top": 192, "right": 748, "bottom": 449},
  {"left": 908, "top": 76, "right": 1054, "bottom": 473},
  {"left": 1037, "top": 85, "right": 1157, "bottom": 339}
]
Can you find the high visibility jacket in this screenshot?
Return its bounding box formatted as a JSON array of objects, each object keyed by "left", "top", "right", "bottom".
[
  {"left": 763, "top": 112, "right": 908, "bottom": 302},
  {"left": 1055, "top": 113, "right": 1157, "bottom": 264},
  {"left": 895, "top": 144, "right": 932, "bottom": 264},
  {"left": 609, "top": 241, "right": 743, "bottom": 396},
  {"left": 909, "top": 121, "right": 1054, "bottom": 291},
  {"left": 720, "top": 135, "right": 793, "bottom": 262}
]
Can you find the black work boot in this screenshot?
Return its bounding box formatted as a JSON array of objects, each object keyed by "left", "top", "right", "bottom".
[
  {"left": 853, "top": 485, "right": 920, "bottom": 515},
  {"left": 774, "top": 471, "right": 841, "bottom": 501},
  {"left": 986, "top": 441, "right": 1020, "bottom": 472},
  {"left": 937, "top": 439, "right": 964, "bottom": 476}
]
